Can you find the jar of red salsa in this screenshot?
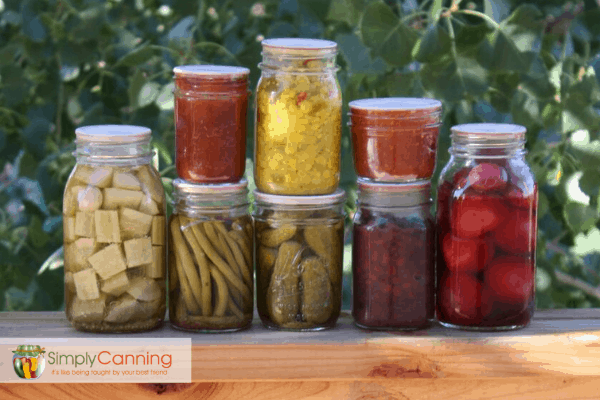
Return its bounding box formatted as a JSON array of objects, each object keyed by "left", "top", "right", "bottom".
[
  {"left": 352, "top": 181, "right": 435, "bottom": 330},
  {"left": 436, "top": 123, "right": 537, "bottom": 331},
  {"left": 174, "top": 65, "right": 250, "bottom": 184},
  {"left": 349, "top": 98, "right": 442, "bottom": 182}
]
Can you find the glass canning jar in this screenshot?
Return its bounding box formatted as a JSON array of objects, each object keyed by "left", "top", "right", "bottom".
[
  {"left": 168, "top": 179, "right": 253, "bottom": 332},
  {"left": 436, "top": 123, "right": 538, "bottom": 331},
  {"left": 253, "top": 189, "right": 346, "bottom": 331},
  {"left": 352, "top": 181, "right": 435, "bottom": 330},
  {"left": 63, "top": 125, "right": 167, "bottom": 333},
  {"left": 174, "top": 65, "right": 250, "bottom": 184},
  {"left": 349, "top": 97, "right": 442, "bottom": 182},
  {"left": 255, "top": 38, "right": 342, "bottom": 195}
]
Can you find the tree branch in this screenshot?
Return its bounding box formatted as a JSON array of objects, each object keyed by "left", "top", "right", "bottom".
[{"left": 554, "top": 270, "right": 600, "bottom": 300}]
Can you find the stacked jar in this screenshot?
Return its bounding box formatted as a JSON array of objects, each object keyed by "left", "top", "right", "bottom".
[
  {"left": 253, "top": 38, "right": 346, "bottom": 331},
  {"left": 168, "top": 65, "right": 254, "bottom": 332},
  {"left": 349, "top": 98, "right": 442, "bottom": 330}
]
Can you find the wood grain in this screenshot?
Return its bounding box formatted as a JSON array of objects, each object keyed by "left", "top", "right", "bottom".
[
  {"left": 1, "top": 378, "right": 600, "bottom": 400},
  {"left": 2, "top": 310, "right": 600, "bottom": 398}
]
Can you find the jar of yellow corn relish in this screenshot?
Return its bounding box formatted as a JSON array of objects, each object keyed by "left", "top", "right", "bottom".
[{"left": 255, "top": 38, "right": 342, "bottom": 195}]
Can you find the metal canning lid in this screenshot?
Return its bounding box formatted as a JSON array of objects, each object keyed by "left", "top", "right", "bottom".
[
  {"left": 349, "top": 97, "right": 442, "bottom": 112},
  {"left": 262, "top": 38, "right": 337, "bottom": 50},
  {"left": 451, "top": 123, "right": 526, "bottom": 139},
  {"left": 75, "top": 125, "right": 151, "bottom": 143},
  {"left": 173, "top": 65, "right": 250, "bottom": 77},
  {"left": 173, "top": 178, "right": 248, "bottom": 195},
  {"left": 254, "top": 189, "right": 346, "bottom": 205},
  {"left": 357, "top": 180, "right": 431, "bottom": 194}
]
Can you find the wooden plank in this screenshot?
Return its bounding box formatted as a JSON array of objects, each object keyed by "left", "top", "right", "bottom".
[
  {"left": 2, "top": 377, "right": 600, "bottom": 400},
  {"left": 2, "top": 311, "right": 600, "bottom": 382}
]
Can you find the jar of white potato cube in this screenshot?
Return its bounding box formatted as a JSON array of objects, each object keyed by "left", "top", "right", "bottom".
[
  {"left": 63, "top": 125, "right": 167, "bottom": 333},
  {"left": 168, "top": 179, "right": 253, "bottom": 332}
]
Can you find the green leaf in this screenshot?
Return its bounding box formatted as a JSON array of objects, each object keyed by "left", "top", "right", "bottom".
[
  {"left": 572, "top": 227, "right": 600, "bottom": 256},
  {"left": 568, "top": 132, "right": 600, "bottom": 169},
  {"left": 455, "top": 22, "right": 494, "bottom": 50},
  {"left": 327, "top": 0, "right": 364, "bottom": 26},
  {"left": 579, "top": 170, "right": 600, "bottom": 199},
  {"left": 536, "top": 268, "right": 551, "bottom": 292},
  {"left": 563, "top": 202, "right": 598, "bottom": 233},
  {"left": 538, "top": 190, "right": 549, "bottom": 219},
  {"left": 336, "top": 32, "right": 386, "bottom": 74},
  {"left": 360, "top": 1, "right": 418, "bottom": 67},
  {"left": 413, "top": 21, "right": 451, "bottom": 63},
  {"left": 28, "top": 216, "right": 49, "bottom": 249},
  {"left": 128, "top": 69, "right": 145, "bottom": 109},
  {"left": 510, "top": 88, "right": 542, "bottom": 129},
  {"left": 481, "top": 29, "right": 536, "bottom": 73},
  {"left": 116, "top": 45, "right": 156, "bottom": 67},
  {"left": 138, "top": 82, "right": 160, "bottom": 108},
  {"left": 155, "top": 83, "right": 175, "bottom": 111},
  {"left": 484, "top": 0, "right": 510, "bottom": 23},
  {"left": 420, "top": 53, "right": 488, "bottom": 102},
  {"left": 429, "top": 0, "right": 443, "bottom": 21},
  {"left": 299, "top": 0, "right": 332, "bottom": 24}
]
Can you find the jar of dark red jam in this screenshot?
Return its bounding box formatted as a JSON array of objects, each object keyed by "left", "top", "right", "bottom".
[
  {"left": 436, "top": 123, "right": 537, "bottom": 331},
  {"left": 174, "top": 65, "right": 250, "bottom": 184},
  {"left": 352, "top": 181, "right": 435, "bottom": 330},
  {"left": 349, "top": 98, "right": 442, "bottom": 182}
]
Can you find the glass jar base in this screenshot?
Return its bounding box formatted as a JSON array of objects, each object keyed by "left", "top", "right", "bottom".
[
  {"left": 437, "top": 320, "right": 530, "bottom": 332},
  {"left": 353, "top": 320, "right": 433, "bottom": 331},
  {"left": 169, "top": 321, "right": 252, "bottom": 334},
  {"left": 260, "top": 320, "right": 335, "bottom": 332},
  {"left": 70, "top": 318, "right": 164, "bottom": 333}
]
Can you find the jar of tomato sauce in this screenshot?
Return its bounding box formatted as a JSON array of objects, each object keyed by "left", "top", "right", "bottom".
[
  {"left": 255, "top": 38, "right": 342, "bottom": 195},
  {"left": 436, "top": 123, "right": 537, "bottom": 331},
  {"left": 352, "top": 181, "right": 434, "bottom": 330},
  {"left": 349, "top": 97, "right": 442, "bottom": 182},
  {"left": 174, "top": 65, "right": 250, "bottom": 184}
]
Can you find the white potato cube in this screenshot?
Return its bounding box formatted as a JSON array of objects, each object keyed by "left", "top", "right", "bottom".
[
  {"left": 71, "top": 295, "right": 106, "bottom": 322},
  {"left": 113, "top": 172, "right": 142, "bottom": 191},
  {"left": 64, "top": 217, "right": 76, "bottom": 243},
  {"left": 139, "top": 194, "right": 159, "bottom": 215},
  {"left": 123, "top": 237, "right": 152, "bottom": 267},
  {"left": 119, "top": 208, "right": 153, "bottom": 240},
  {"left": 137, "top": 167, "right": 163, "bottom": 203},
  {"left": 101, "top": 271, "right": 130, "bottom": 297},
  {"left": 72, "top": 165, "right": 113, "bottom": 188},
  {"left": 88, "top": 244, "right": 127, "bottom": 279},
  {"left": 151, "top": 216, "right": 165, "bottom": 245},
  {"left": 75, "top": 186, "right": 103, "bottom": 212},
  {"left": 73, "top": 269, "right": 100, "bottom": 301},
  {"left": 75, "top": 211, "right": 95, "bottom": 238},
  {"left": 104, "top": 295, "right": 143, "bottom": 323},
  {"left": 95, "top": 210, "right": 121, "bottom": 243},
  {"left": 103, "top": 188, "right": 144, "bottom": 210},
  {"left": 64, "top": 238, "right": 98, "bottom": 272},
  {"left": 127, "top": 278, "right": 162, "bottom": 302}
]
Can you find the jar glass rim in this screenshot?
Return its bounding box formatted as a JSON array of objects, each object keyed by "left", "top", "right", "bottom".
[
  {"left": 75, "top": 125, "right": 151, "bottom": 143},
  {"left": 357, "top": 180, "right": 431, "bottom": 194},
  {"left": 451, "top": 123, "right": 526, "bottom": 136},
  {"left": 254, "top": 189, "right": 346, "bottom": 205},
  {"left": 261, "top": 38, "right": 337, "bottom": 50}
]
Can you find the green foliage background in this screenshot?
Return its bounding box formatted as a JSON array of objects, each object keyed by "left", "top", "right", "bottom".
[{"left": 1, "top": 0, "right": 600, "bottom": 312}]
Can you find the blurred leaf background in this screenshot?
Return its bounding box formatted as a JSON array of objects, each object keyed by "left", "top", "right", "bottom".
[{"left": 1, "top": 0, "right": 600, "bottom": 311}]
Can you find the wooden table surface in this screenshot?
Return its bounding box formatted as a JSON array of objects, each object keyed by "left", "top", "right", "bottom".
[{"left": 1, "top": 309, "right": 600, "bottom": 399}]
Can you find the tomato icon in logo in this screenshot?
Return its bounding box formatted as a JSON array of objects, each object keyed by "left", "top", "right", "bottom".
[{"left": 12, "top": 345, "right": 46, "bottom": 380}]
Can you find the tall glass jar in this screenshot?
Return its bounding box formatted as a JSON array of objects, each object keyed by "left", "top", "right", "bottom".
[
  {"left": 255, "top": 38, "right": 342, "bottom": 195},
  {"left": 436, "top": 123, "right": 538, "bottom": 331},
  {"left": 352, "top": 181, "right": 434, "bottom": 330},
  {"left": 174, "top": 65, "right": 250, "bottom": 184},
  {"left": 253, "top": 190, "right": 346, "bottom": 331},
  {"left": 349, "top": 97, "right": 442, "bottom": 182},
  {"left": 63, "top": 125, "right": 167, "bottom": 333},
  {"left": 168, "top": 179, "right": 253, "bottom": 332}
]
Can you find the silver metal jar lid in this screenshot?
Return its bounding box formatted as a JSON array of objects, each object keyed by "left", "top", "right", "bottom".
[
  {"left": 75, "top": 125, "right": 151, "bottom": 143},
  {"left": 349, "top": 97, "right": 442, "bottom": 112},
  {"left": 173, "top": 65, "right": 250, "bottom": 77}
]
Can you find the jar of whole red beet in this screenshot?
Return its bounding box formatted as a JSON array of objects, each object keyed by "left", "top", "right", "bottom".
[
  {"left": 436, "top": 123, "right": 537, "bottom": 331},
  {"left": 174, "top": 65, "right": 250, "bottom": 184},
  {"left": 349, "top": 97, "right": 442, "bottom": 182},
  {"left": 352, "top": 181, "right": 435, "bottom": 330}
]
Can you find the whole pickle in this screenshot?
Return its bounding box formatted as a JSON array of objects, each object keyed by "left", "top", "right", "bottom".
[
  {"left": 267, "top": 241, "right": 303, "bottom": 325},
  {"left": 303, "top": 223, "right": 343, "bottom": 288},
  {"left": 259, "top": 224, "right": 297, "bottom": 247},
  {"left": 300, "top": 257, "right": 333, "bottom": 324}
]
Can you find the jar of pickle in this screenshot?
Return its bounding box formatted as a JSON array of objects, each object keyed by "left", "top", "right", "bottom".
[
  {"left": 253, "top": 190, "right": 345, "bottom": 331},
  {"left": 63, "top": 125, "right": 167, "bottom": 333},
  {"left": 168, "top": 179, "right": 253, "bottom": 332},
  {"left": 174, "top": 65, "right": 250, "bottom": 184},
  {"left": 348, "top": 97, "right": 442, "bottom": 182},
  {"left": 352, "top": 181, "right": 434, "bottom": 330},
  {"left": 436, "top": 123, "right": 537, "bottom": 331},
  {"left": 255, "top": 38, "right": 342, "bottom": 195}
]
